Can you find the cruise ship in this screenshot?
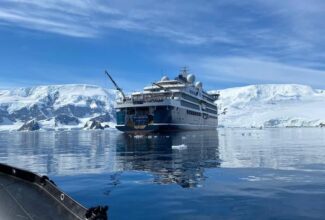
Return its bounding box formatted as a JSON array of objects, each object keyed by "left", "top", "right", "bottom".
[{"left": 106, "top": 68, "right": 219, "bottom": 132}]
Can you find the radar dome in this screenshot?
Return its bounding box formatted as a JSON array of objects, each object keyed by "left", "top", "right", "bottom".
[
  {"left": 186, "top": 74, "right": 195, "bottom": 84},
  {"left": 161, "top": 76, "right": 169, "bottom": 81},
  {"left": 195, "top": 81, "right": 202, "bottom": 89}
]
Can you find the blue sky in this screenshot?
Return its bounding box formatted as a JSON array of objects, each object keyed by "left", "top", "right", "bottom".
[{"left": 0, "top": 0, "right": 325, "bottom": 91}]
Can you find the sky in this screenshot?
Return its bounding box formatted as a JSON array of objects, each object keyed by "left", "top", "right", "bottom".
[{"left": 0, "top": 0, "right": 325, "bottom": 91}]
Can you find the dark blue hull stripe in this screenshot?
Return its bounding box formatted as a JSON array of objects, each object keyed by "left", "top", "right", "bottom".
[{"left": 116, "top": 124, "right": 217, "bottom": 132}]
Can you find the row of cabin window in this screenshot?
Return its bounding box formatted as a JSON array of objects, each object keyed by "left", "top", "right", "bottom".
[
  {"left": 204, "top": 102, "right": 218, "bottom": 110},
  {"left": 182, "top": 93, "right": 217, "bottom": 110},
  {"left": 203, "top": 108, "right": 218, "bottom": 115},
  {"left": 186, "top": 110, "right": 202, "bottom": 116},
  {"left": 180, "top": 100, "right": 200, "bottom": 110}
]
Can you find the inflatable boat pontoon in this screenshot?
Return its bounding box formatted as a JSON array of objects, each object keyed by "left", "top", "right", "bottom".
[{"left": 0, "top": 163, "right": 108, "bottom": 220}]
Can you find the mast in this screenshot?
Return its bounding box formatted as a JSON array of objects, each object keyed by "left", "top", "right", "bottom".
[
  {"left": 181, "top": 66, "right": 188, "bottom": 75},
  {"left": 104, "top": 70, "right": 126, "bottom": 102}
]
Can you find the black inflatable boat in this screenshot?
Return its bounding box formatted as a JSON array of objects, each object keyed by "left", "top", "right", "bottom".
[{"left": 0, "top": 163, "right": 108, "bottom": 220}]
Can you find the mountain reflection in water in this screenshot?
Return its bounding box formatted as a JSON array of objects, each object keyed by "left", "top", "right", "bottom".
[
  {"left": 0, "top": 130, "right": 220, "bottom": 188},
  {"left": 2, "top": 129, "right": 325, "bottom": 219}
]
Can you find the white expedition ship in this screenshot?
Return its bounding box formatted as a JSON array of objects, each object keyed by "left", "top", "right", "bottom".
[{"left": 106, "top": 68, "right": 219, "bottom": 132}]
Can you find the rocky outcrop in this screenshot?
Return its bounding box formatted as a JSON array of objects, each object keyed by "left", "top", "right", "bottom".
[
  {"left": 18, "top": 120, "right": 40, "bottom": 131},
  {"left": 90, "top": 113, "right": 111, "bottom": 123},
  {"left": 83, "top": 113, "right": 111, "bottom": 130},
  {"left": 84, "top": 120, "right": 106, "bottom": 130}
]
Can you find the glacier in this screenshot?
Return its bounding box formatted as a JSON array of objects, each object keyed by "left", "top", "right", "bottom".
[
  {"left": 0, "top": 83, "right": 325, "bottom": 131},
  {"left": 214, "top": 84, "right": 325, "bottom": 128}
]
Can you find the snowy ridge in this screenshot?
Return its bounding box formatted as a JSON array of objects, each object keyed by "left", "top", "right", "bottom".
[
  {"left": 1, "top": 83, "right": 325, "bottom": 131},
  {"left": 213, "top": 84, "right": 325, "bottom": 128},
  {"left": 0, "top": 84, "right": 117, "bottom": 131},
  {"left": 1, "top": 84, "right": 112, "bottom": 112}
]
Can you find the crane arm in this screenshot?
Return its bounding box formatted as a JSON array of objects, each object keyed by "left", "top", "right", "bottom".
[{"left": 104, "top": 70, "right": 126, "bottom": 102}]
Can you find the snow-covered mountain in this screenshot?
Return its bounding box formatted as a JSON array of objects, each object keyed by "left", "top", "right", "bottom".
[
  {"left": 0, "top": 84, "right": 117, "bottom": 131},
  {"left": 1, "top": 83, "right": 325, "bottom": 131},
  {"left": 213, "top": 84, "right": 325, "bottom": 128}
]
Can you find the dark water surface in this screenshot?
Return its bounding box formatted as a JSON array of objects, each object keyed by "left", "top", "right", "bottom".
[{"left": 1, "top": 129, "right": 325, "bottom": 219}]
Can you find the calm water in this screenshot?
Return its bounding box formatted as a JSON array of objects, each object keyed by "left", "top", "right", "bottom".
[{"left": 1, "top": 129, "right": 325, "bottom": 219}]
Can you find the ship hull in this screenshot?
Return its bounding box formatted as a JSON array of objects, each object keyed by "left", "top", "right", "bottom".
[
  {"left": 116, "top": 123, "right": 217, "bottom": 133},
  {"left": 115, "top": 96, "right": 218, "bottom": 133}
]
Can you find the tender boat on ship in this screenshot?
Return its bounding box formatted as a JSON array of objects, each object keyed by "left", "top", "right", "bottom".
[{"left": 106, "top": 68, "right": 220, "bottom": 133}]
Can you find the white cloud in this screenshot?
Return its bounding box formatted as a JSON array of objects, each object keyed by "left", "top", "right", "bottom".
[
  {"left": 164, "top": 55, "right": 325, "bottom": 88},
  {"left": 0, "top": 0, "right": 243, "bottom": 44},
  {"left": 1, "top": 0, "right": 325, "bottom": 81},
  {"left": 0, "top": 9, "right": 96, "bottom": 37},
  {"left": 0, "top": 0, "right": 325, "bottom": 51}
]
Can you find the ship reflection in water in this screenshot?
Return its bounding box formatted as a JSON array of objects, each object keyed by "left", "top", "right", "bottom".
[
  {"left": 0, "top": 130, "right": 220, "bottom": 188},
  {"left": 116, "top": 131, "right": 220, "bottom": 188}
]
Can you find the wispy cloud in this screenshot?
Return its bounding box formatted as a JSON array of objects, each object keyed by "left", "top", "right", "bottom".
[
  {"left": 1, "top": 0, "right": 325, "bottom": 88},
  {"left": 0, "top": 9, "right": 96, "bottom": 37},
  {"left": 0, "top": 0, "right": 246, "bottom": 44},
  {"left": 1, "top": 0, "right": 325, "bottom": 50},
  {"left": 164, "top": 55, "right": 325, "bottom": 88}
]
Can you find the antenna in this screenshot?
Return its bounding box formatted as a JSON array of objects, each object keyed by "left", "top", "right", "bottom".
[
  {"left": 104, "top": 70, "right": 126, "bottom": 102},
  {"left": 179, "top": 66, "right": 190, "bottom": 80},
  {"left": 181, "top": 66, "right": 188, "bottom": 75}
]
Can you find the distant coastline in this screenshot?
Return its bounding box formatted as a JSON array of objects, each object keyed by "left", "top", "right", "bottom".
[{"left": 1, "top": 84, "right": 325, "bottom": 131}]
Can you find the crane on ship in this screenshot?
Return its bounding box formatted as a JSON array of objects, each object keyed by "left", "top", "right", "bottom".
[{"left": 104, "top": 70, "right": 126, "bottom": 102}]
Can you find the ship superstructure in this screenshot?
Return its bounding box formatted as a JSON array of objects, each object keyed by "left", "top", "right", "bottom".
[{"left": 108, "top": 68, "right": 219, "bottom": 132}]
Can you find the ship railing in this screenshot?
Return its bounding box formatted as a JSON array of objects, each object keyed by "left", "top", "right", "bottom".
[
  {"left": 117, "top": 94, "right": 179, "bottom": 104},
  {"left": 116, "top": 97, "right": 132, "bottom": 104},
  {"left": 132, "top": 93, "right": 177, "bottom": 103},
  {"left": 132, "top": 98, "right": 165, "bottom": 104}
]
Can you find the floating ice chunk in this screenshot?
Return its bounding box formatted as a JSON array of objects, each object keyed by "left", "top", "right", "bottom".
[{"left": 172, "top": 144, "right": 187, "bottom": 150}]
